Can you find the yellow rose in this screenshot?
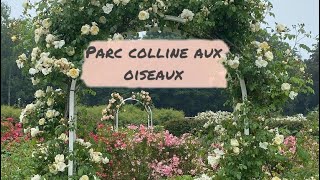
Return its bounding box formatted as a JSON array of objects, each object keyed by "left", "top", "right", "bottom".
[
  {"left": 259, "top": 41, "right": 270, "bottom": 50},
  {"left": 67, "top": 68, "right": 80, "bottom": 79},
  {"left": 11, "top": 35, "right": 17, "bottom": 42},
  {"left": 273, "top": 134, "right": 284, "bottom": 145}
]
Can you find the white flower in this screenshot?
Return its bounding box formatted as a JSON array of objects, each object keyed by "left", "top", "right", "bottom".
[
  {"left": 264, "top": 51, "right": 274, "bottom": 61},
  {"left": 47, "top": 98, "right": 54, "bottom": 106},
  {"left": 16, "top": 60, "right": 24, "bottom": 69},
  {"left": 81, "top": 24, "right": 91, "bottom": 35},
  {"left": 30, "top": 127, "right": 40, "bottom": 137},
  {"left": 31, "top": 174, "right": 41, "bottom": 180},
  {"left": 79, "top": 175, "right": 89, "bottom": 180},
  {"left": 29, "top": 68, "right": 38, "bottom": 75},
  {"left": 233, "top": 147, "right": 240, "bottom": 154},
  {"left": 271, "top": 176, "right": 282, "bottom": 180},
  {"left": 113, "top": 0, "right": 120, "bottom": 5},
  {"left": 45, "top": 34, "right": 55, "bottom": 43},
  {"left": 67, "top": 68, "right": 80, "bottom": 78},
  {"left": 121, "top": 0, "right": 130, "bottom": 5},
  {"left": 213, "top": 148, "right": 224, "bottom": 157},
  {"left": 58, "top": 133, "right": 68, "bottom": 141},
  {"left": 55, "top": 154, "right": 65, "bottom": 163},
  {"left": 35, "top": 90, "right": 45, "bottom": 98},
  {"left": 281, "top": 83, "right": 291, "bottom": 91},
  {"left": 46, "top": 109, "right": 59, "bottom": 118},
  {"left": 56, "top": 162, "right": 67, "bottom": 172},
  {"left": 250, "top": 22, "right": 260, "bottom": 32},
  {"left": 31, "top": 77, "right": 40, "bottom": 85},
  {"left": 255, "top": 56, "right": 268, "bottom": 68},
  {"left": 138, "top": 10, "right": 149, "bottom": 20},
  {"left": 230, "top": 139, "right": 239, "bottom": 147},
  {"left": 42, "top": 18, "right": 52, "bottom": 28},
  {"left": 194, "top": 174, "right": 212, "bottom": 180},
  {"left": 90, "top": 23, "right": 99, "bottom": 35},
  {"left": 227, "top": 59, "right": 240, "bottom": 69},
  {"left": 289, "top": 91, "right": 298, "bottom": 100},
  {"left": 273, "top": 134, "right": 284, "bottom": 145},
  {"left": 53, "top": 40, "right": 65, "bottom": 49},
  {"left": 259, "top": 142, "right": 268, "bottom": 150},
  {"left": 102, "top": 4, "right": 113, "bottom": 14},
  {"left": 102, "top": 157, "right": 109, "bottom": 164},
  {"left": 89, "top": 149, "right": 103, "bottom": 163},
  {"left": 207, "top": 155, "right": 220, "bottom": 167},
  {"left": 38, "top": 118, "right": 46, "bottom": 125},
  {"left": 276, "top": 23, "right": 286, "bottom": 33},
  {"left": 113, "top": 33, "right": 124, "bottom": 41},
  {"left": 300, "top": 67, "right": 305, "bottom": 73},
  {"left": 180, "top": 9, "right": 194, "bottom": 21},
  {"left": 22, "top": 0, "right": 29, "bottom": 9}
]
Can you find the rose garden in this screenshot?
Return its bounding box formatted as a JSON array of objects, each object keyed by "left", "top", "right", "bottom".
[{"left": 1, "top": 0, "right": 319, "bottom": 180}]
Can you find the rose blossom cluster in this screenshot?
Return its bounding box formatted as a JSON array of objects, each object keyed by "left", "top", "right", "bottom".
[
  {"left": 101, "top": 92, "right": 124, "bottom": 121},
  {"left": 149, "top": 155, "right": 183, "bottom": 178}
]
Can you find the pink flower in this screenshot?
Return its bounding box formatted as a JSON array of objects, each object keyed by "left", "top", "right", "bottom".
[
  {"left": 284, "top": 136, "right": 297, "bottom": 154},
  {"left": 128, "top": 124, "right": 138, "bottom": 130}
]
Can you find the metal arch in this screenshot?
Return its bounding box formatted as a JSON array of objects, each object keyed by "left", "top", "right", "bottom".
[{"left": 114, "top": 97, "right": 153, "bottom": 132}]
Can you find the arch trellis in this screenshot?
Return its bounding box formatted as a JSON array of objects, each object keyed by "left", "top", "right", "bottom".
[
  {"left": 114, "top": 97, "right": 153, "bottom": 132},
  {"left": 67, "top": 15, "right": 250, "bottom": 177}
]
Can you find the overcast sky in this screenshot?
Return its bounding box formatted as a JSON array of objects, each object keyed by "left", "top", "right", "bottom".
[{"left": 3, "top": 0, "right": 319, "bottom": 59}]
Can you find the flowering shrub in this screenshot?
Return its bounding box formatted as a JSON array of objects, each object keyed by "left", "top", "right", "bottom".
[
  {"left": 1, "top": 117, "right": 24, "bottom": 145},
  {"left": 91, "top": 124, "right": 207, "bottom": 179}
]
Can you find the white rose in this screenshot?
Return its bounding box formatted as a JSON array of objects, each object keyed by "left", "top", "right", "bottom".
[
  {"left": 276, "top": 23, "right": 286, "bottom": 33},
  {"left": 49, "top": 163, "right": 59, "bottom": 174},
  {"left": 233, "top": 147, "right": 240, "bottom": 154},
  {"left": 31, "top": 174, "right": 41, "bottom": 180},
  {"left": 46, "top": 109, "right": 57, "bottom": 118},
  {"left": 31, "top": 77, "right": 40, "bottom": 85},
  {"left": 230, "top": 139, "right": 239, "bottom": 147},
  {"left": 281, "top": 83, "right": 291, "bottom": 91},
  {"left": 34, "top": 90, "right": 45, "bottom": 98},
  {"left": 55, "top": 154, "right": 65, "bottom": 163},
  {"left": 81, "top": 24, "right": 91, "bottom": 35},
  {"left": 113, "top": 0, "right": 120, "bottom": 5},
  {"left": 207, "top": 155, "right": 220, "bottom": 167},
  {"left": 289, "top": 91, "right": 298, "bottom": 100},
  {"left": 259, "top": 142, "right": 268, "bottom": 150},
  {"left": 42, "top": 18, "right": 52, "bottom": 28},
  {"left": 67, "top": 68, "right": 80, "bottom": 78},
  {"left": 138, "top": 10, "right": 149, "bottom": 21},
  {"left": 29, "top": 68, "right": 38, "bottom": 75},
  {"left": 47, "top": 98, "right": 54, "bottom": 106},
  {"left": 30, "top": 127, "right": 40, "bottom": 137},
  {"left": 102, "top": 4, "right": 113, "bottom": 14},
  {"left": 53, "top": 40, "right": 65, "bottom": 49},
  {"left": 58, "top": 133, "right": 68, "bottom": 141},
  {"left": 79, "top": 175, "right": 89, "bottom": 180},
  {"left": 213, "top": 148, "right": 225, "bottom": 157},
  {"left": 45, "top": 34, "right": 55, "bottom": 43},
  {"left": 56, "top": 162, "right": 67, "bottom": 172},
  {"left": 264, "top": 51, "right": 274, "bottom": 61},
  {"left": 90, "top": 23, "right": 99, "bottom": 35},
  {"left": 180, "top": 9, "right": 194, "bottom": 21},
  {"left": 255, "top": 56, "right": 268, "bottom": 68},
  {"left": 113, "top": 33, "right": 124, "bottom": 41},
  {"left": 227, "top": 59, "right": 240, "bottom": 69},
  {"left": 38, "top": 118, "right": 46, "bottom": 125},
  {"left": 102, "top": 157, "right": 109, "bottom": 164},
  {"left": 273, "top": 134, "right": 284, "bottom": 145},
  {"left": 121, "top": 0, "right": 130, "bottom": 5}
]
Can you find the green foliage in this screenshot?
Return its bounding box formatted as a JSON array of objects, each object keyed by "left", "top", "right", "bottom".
[
  {"left": 1, "top": 139, "right": 36, "bottom": 179},
  {"left": 163, "top": 118, "right": 206, "bottom": 137},
  {"left": 76, "top": 105, "right": 185, "bottom": 137},
  {"left": 0, "top": 105, "right": 21, "bottom": 120}
]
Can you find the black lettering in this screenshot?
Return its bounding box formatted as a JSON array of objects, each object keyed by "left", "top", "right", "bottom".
[
  {"left": 114, "top": 49, "right": 122, "bottom": 58},
  {"left": 147, "top": 70, "right": 156, "bottom": 80},
  {"left": 137, "top": 48, "right": 147, "bottom": 58},
  {"left": 213, "top": 49, "right": 223, "bottom": 58},
  {"left": 156, "top": 71, "right": 165, "bottom": 80},
  {"left": 124, "top": 70, "right": 133, "bottom": 80},
  {"left": 129, "top": 49, "right": 137, "bottom": 58},
  {"left": 140, "top": 70, "right": 148, "bottom": 80},
  {"left": 166, "top": 71, "right": 175, "bottom": 80},
  {"left": 86, "top": 46, "right": 96, "bottom": 58},
  {"left": 106, "top": 49, "right": 114, "bottom": 58},
  {"left": 96, "top": 49, "right": 105, "bottom": 58},
  {"left": 180, "top": 48, "right": 188, "bottom": 58},
  {"left": 175, "top": 70, "right": 184, "bottom": 80},
  {"left": 205, "top": 49, "right": 213, "bottom": 58},
  {"left": 194, "top": 49, "right": 203, "bottom": 58}
]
